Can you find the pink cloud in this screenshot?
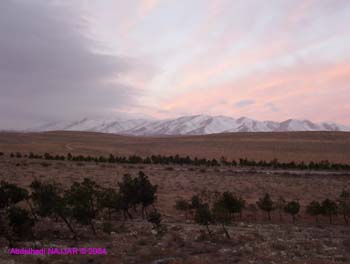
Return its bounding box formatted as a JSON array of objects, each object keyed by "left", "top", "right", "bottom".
[
  {"left": 140, "top": 0, "right": 158, "bottom": 15},
  {"left": 146, "top": 60, "right": 350, "bottom": 124}
]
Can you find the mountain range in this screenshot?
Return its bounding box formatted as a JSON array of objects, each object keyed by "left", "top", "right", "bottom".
[{"left": 32, "top": 115, "right": 350, "bottom": 136}]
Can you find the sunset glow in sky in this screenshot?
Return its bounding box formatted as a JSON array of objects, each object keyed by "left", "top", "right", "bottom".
[{"left": 0, "top": 0, "right": 350, "bottom": 128}]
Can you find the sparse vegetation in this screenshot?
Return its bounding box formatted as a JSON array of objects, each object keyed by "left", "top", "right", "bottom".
[
  {"left": 284, "top": 201, "right": 300, "bottom": 223},
  {"left": 174, "top": 188, "right": 350, "bottom": 236},
  {"left": 1, "top": 172, "right": 348, "bottom": 247},
  {"left": 8, "top": 150, "right": 350, "bottom": 171},
  {"left": 117, "top": 171, "right": 158, "bottom": 220},
  {"left": 65, "top": 178, "right": 100, "bottom": 235},
  {"left": 1, "top": 131, "right": 350, "bottom": 263},
  {"left": 147, "top": 209, "right": 162, "bottom": 235},
  {"left": 97, "top": 187, "right": 119, "bottom": 220},
  {"left": 0, "top": 170, "right": 160, "bottom": 244},
  {"left": 1, "top": 145, "right": 350, "bottom": 263},
  {"left": 257, "top": 193, "right": 275, "bottom": 221},
  {"left": 0, "top": 181, "right": 33, "bottom": 244},
  {"left": 175, "top": 198, "right": 191, "bottom": 218},
  {"left": 6, "top": 206, "right": 34, "bottom": 241},
  {"left": 30, "top": 180, "right": 77, "bottom": 238},
  {"left": 337, "top": 190, "right": 350, "bottom": 224},
  {"left": 321, "top": 198, "right": 338, "bottom": 224},
  {"left": 212, "top": 194, "right": 232, "bottom": 238},
  {"left": 306, "top": 201, "right": 322, "bottom": 223},
  {"left": 194, "top": 203, "right": 213, "bottom": 236},
  {"left": 190, "top": 194, "right": 203, "bottom": 210}
]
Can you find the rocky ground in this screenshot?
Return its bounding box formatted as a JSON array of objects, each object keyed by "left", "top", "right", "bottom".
[
  {"left": 1, "top": 220, "right": 350, "bottom": 264},
  {"left": 1, "top": 154, "right": 350, "bottom": 263}
]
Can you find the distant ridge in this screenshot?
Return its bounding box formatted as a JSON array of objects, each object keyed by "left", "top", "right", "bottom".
[{"left": 31, "top": 115, "right": 350, "bottom": 136}]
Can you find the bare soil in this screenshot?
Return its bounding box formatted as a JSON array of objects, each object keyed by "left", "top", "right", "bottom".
[{"left": 0, "top": 131, "right": 350, "bottom": 163}]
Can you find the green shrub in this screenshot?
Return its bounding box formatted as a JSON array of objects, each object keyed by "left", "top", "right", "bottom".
[
  {"left": 0, "top": 181, "right": 28, "bottom": 209},
  {"left": 137, "top": 171, "right": 158, "bottom": 218},
  {"left": 321, "top": 199, "right": 338, "bottom": 224},
  {"left": 212, "top": 198, "right": 231, "bottom": 238},
  {"left": 97, "top": 188, "right": 120, "bottom": 220},
  {"left": 65, "top": 178, "right": 101, "bottom": 235},
  {"left": 148, "top": 209, "right": 162, "bottom": 235},
  {"left": 6, "top": 206, "right": 34, "bottom": 240},
  {"left": 30, "top": 180, "right": 76, "bottom": 238},
  {"left": 338, "top": 190, "right": 350, "bottom": 224},
  {"left": 306, "top": 201, "right": 322, "bottom": 223},
  {"left": 194, "top": 203, "right": 213, "bottom": 236},
  {"left": 284, "top": 201, "right": 300, "bottom": 223},
  {"left": 175, "top": 198, "right": 190, "bottom": 213},
  {"left": 257, "top": 193, "right": 275, "bottom": 221},
  {"left": 191, "top": 195, "right": 202, "bottom": 209}
]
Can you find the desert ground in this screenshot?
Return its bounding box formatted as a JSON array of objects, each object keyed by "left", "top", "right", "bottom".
[
  {"left": 0, "top": 131, "right": 350, "bottom": 264},
  {"left": 1, "top": 131, "right": 350, "bottom": 163}
]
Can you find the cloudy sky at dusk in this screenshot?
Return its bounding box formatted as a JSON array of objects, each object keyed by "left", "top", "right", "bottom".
[{"left": 0, "top": 0, "right": 349, "bottom": 129}]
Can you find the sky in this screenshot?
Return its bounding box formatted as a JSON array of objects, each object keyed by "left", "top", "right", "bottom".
[{"left": 0, "top": 0, "right": 350, "bottom": 129}]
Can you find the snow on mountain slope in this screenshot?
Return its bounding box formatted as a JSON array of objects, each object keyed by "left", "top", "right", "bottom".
[
  {"left": 35, "top": 118, "right": 151, "bottom": 134},
  {"left": 33, "top": 115, "right": 350, "bottom": 135},
  {"left": 129, "top": 115, "right": 239, "bottom": 135},
  {"left": 278, "top": 119, "right": 317, "bottom": 131}
]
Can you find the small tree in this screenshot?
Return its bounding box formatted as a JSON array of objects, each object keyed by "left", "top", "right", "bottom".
[
  {"left": 194, "top": 203, "right": 213, "bottom": 236},
  {"left": 257, "top": 193, "right": 275, "bottom": 221},
  {"left": 97, "top": 188, "right": 119, "bottom": 220},
  {"left": 6, "top": 206, "right": 34, "bottom": 241},
  {"left": 337, "top": 190, "right": 350, "bottom": 224},
  {"left": 147, "top": 209, "right": 162, "bottom": 235},
  {"left": 212, "top": 193, "right": 233, "bottom": 238},
  {"left": 136, "top": 171, "right": 158, "bottom": 218},
  {"left": 0, "top": 182, "right": 33, "bottom": 244},
  {"left": 30, "top": 180, "right": 76, "bottom": 238},
  {"left": 175, "top": 198, "right": 190, "bottom": 219},
  {"left": 306, "top": 201, "right": 322, "bottom": 223},
  {"left": 191, "top": 195, "right": 203, "bottom": 209},
  {"left": 0, "top": 181, "right": 29, "bottom": 209},
  {"left": 118, "top": 174, "right": 138, "bottom": 219},
  {"left": 218, "top": 191, "right": 245, "bottom": 220},
  {"left": 284, "top": 201, "right": 300, "bottom": 223},
  {"left": 65, "top": 178, "right": 100, "bottom": 234},
  {"left": 321, "top": 198, "right": 337, "bottom": 224}
]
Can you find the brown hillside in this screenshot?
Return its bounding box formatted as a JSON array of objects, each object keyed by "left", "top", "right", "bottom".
[{"left": 0, "top": 131, "right": 350, "bottom": 163}]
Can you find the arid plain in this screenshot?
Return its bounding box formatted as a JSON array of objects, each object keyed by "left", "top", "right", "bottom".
[
  {"left": 1, "top": 131, "right": 350, "bottom": 162},
  {"left": 1, "top": 131, "right": 350, "bottom": 264}
]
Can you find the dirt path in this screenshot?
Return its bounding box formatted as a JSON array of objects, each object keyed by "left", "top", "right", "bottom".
[{"left": 65, "top": 144, "right": 74, "bottom": 151}]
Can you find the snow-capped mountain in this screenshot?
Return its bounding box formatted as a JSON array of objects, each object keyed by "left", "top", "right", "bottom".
[{"left": 31, "top": 115, "right": 350, "bottom": 136}]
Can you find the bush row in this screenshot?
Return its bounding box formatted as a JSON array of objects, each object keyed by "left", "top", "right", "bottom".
[
  {"left": 175, "top": 190, "right": 350, "bottom": 237},
  {"left": 5, "top": 151, "right": 350, "bottom": 170}
]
